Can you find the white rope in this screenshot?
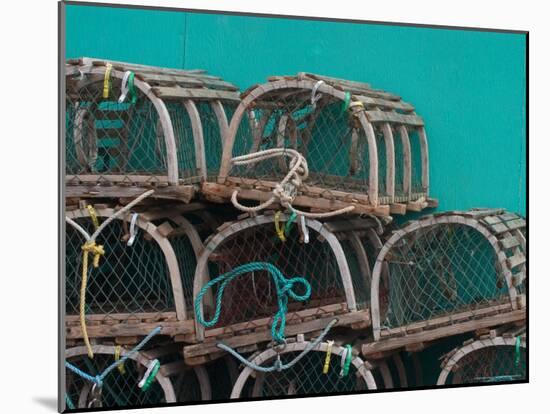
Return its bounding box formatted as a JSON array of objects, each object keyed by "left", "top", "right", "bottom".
[
  {"left": 230, "top": 149, "right": 354, "bottom": 218},
  {"left": 127, "top": 213, "right": 139, "bottom": 247},
  {"left": 339, "top": 347, "right": 350, "bottom": 377},
  {"left": 65, "top": 190, "right": 154, "bottom": 243},
  {"left": 118, "top": 71, "right": 132, "bottom": 103},
  {"left": 138, "top": 359, "right": 159, "bottom": 389},
  {"left": 311, "top": 80, "right": 325, "bottom": 109},
  {"left": 299, "top": 215, "right": 309, "bottom": 244}
]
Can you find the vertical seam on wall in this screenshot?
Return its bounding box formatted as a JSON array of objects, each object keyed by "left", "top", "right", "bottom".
[{"left": 182, "top": 12, "right": 188, "bottom": 69}]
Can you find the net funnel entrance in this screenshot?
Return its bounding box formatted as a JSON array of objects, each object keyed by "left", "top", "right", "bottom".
[
  {"left": 370, "top": 209, "right": 526, "bottom": 341},
  {"left": 192, "top": 214, "right": 367, "bottom": 344},
  {"left": 212, "top": 73, "right": 434, "bottom": 217},
  {"left": 65, "top": 57, "right": 240, "bottom": 200},
  {"left": 230, "top": 340, "right": 377, "bottom": 398},
  {"left": 437, "top": 336, "right": 526, "bottom": 385},
  {"left": 64, "top": 345, "right": 176, "bottom": 409},
  {"left": 65, "top": 206, "right": 202, "bottom": 339}
]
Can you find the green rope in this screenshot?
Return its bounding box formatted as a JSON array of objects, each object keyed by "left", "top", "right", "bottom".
[
  {"left": 128, "top": 72, "right": 137, "bottom": 104},
  {"left": 341, "top": 92, "right": 351, "bottom": 115},
  {"left": 195, "top": 262, "right": 312, "bottom": 343},
  {"left": 515, "top": 336, "right": 521, "bottom": 367},
  {"left": 65, "top": 393, "right": 75, "bottom": 410},
  {"left": 284, "top": 210, "right": 297, "bottom": 237},
  {"left": 340, "top": 344, "right": 353, "bottom": 377},
  {"left": 141, "top": 361, "right": 160, "bottom": 392}
]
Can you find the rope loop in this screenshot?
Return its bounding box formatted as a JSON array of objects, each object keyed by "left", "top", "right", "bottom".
[
  {"left": 311, "top": 80, "right": 325, "bottom": 109},
  {"left": 217, "top": 318, "right": 338, "bottom": 373},
  {"left": 195, "top": 262, "right": 312, "bottom": 344},
  {"left": 230, "top": 148, "right": 355, "bottom": 218},
  {"left": 82, "top": 241, "right": 105, "bottom": 268}
]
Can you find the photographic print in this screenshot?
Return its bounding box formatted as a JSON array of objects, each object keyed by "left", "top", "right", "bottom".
[{"left": 60, "top": 1, "right": 527, "bottom": 411}]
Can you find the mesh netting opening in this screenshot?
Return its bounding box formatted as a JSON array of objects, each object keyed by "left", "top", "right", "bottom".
[
  {"left": 201, "top": 221, "right": 347, "bottom": 327},
  {"left": 166, "top": 102, "right": 198, "bottom": 181},
  {"left": 66, "top": 79, "right": 169, "bottom": 178},
  {"left": 409, "top": 128, "right": 425, "bottom": 195},
  {"left": 65, "top": 353, "right": 168, "bottom": 408},
  {"left": 230, "top": 89, "right": 373, "bottom": 196},
  {"left": 379, "top": 223, "right": 508, "bottom": 330},
  {"left": 66, "top": 217, "right": 176, "bottom": 317},
  {"left": 197, "top": 102, "right": 224, "bottom": 179},
  {"left": 339, "top": 238, "right": 370, "bottom": 309},
  {"left": 235, "top": 348, "right": 371, "bottom": 398},
  {"left": 442, "top": 345, "right": 526, "bottom": 385}
]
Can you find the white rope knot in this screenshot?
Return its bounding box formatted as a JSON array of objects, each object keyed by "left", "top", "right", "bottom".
[
  {"left": 311, "top": 80, "right": 325, "bottom": 109},
  {"left": 229, "top": 148, "right": 355, "bottom": 218}
]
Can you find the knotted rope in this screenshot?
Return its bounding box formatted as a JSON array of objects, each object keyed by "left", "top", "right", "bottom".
[
  {"left": 65, "top": 326, "right": 161, "bottom": 391},
  {"left": 195, "top": 262, "right": 311, "bottom": 344},
  {"left": 217, "top": 319, "right": 338, "bottom": 372},
  {"left": 66, "top": 190, "right": 155, "bottom": 358},
  {"left": 230, "top": 148, "right": 354, "bottom": 218}
]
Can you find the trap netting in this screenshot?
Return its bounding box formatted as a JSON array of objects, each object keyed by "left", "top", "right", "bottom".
[
  {"left": 216, "top": 73, "right": 430, "bottom": 214},
  {"left": 437, "top": 336, "right": 526, "bottom": 385},
  {"left": 370, "top": 210, "right": 526, "bottom": 340},
  {"left": 230, "top": 341, "right": 377, "bottom": 398},
  {"left": 65, "top": 206, "right": 200, "bottom": 329},
  {"left": 65, "top": 345, "right": 176, "bottom": 409},
  {"left": 323, "top": 217, "right": 388, "bottom": 310},
  {"left": 193, "top": 213, "right": 361, "bottom": 339},
  {"left": 65, "top": 58, "right": 240, "bottom": 191}
]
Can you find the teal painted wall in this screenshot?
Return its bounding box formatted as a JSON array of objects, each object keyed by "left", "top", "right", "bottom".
[{"left": 66, "top": 4, "right": 526, "bottom": 214}]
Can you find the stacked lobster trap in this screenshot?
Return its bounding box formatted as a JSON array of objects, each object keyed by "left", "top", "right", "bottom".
[{"left": 63, "top": 59, "right": 526, "bottom": 410}]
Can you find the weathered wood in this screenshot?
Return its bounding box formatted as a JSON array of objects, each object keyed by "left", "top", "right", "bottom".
[
  {"left": 201, "top": 182, "right": 390, "bottom": 217},
  {"left": 66, "top": 320, "right": 195, "bottom": 339},
  {"left": 185, "top": 310, "right": 370, "bottom": 362},
  {"left": 65, "top": 184, "right": 196, "bottom": 202},
  {"left": 362, "top": 309, "right": 525, "bottom": 356},
  {"left": 366, "top": 111, "right": 424, "bottom": 126},
  {"left": 152, "top": 86, "right": 241, "bottom": 102}
]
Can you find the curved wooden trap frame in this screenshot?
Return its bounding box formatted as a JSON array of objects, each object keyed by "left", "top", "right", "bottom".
[
  {"left": 65, "top": 345, "right": 177, "bottom": 408},
  {"left": 65, "top": 57, "right": 240, "bottom": 201},
  {"left": 230, "top": 340, "right": 377, "bottom": 398},
  {"left": 363, "top": 209, "right": 526, "bottom": 357},
  {"left": 436, "top": 335, "right": 526, "bottom": 385},
  {"left": 185, "top": 213, "right": 371, "bottom": 365},
  {"left": 65, "top": 206, "right": 203, "bottom": 340},
  {"left": 206, "top": 73, "right": 436, "bottom": 217}
]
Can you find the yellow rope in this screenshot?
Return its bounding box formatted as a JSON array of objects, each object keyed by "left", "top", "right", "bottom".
[
  {"left": 114, "top": 345, "right": 126, "bottom": 374},
  {"left": 323, "top": 340, "right": 334, "bottom": 374},
  {"left": 274, "top": 211, "right": 286, "bottom": 242},
  {"left": 80, "top": 240, "right": 105, "bottom": 358},
  {"left": 103, "top": 63, "right": 113, "bottom": 99},
  {"left": 86, "top": 205, "right": 100, "bottom": 230}
]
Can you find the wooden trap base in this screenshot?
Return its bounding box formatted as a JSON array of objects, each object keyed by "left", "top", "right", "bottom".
[
  {"left": 65, "top": 312, "right": 194, "bottom": 341},
  {"left": 361, "top": 305, "right": 526, "bottom": 359},
  {"left": 202, "top": 180, "right": 437, "bottom": 217},
  {"left": 182, "top": 304, "right": 371, "bottom": 366},
  {"left": 66, "top": 174, "right": 197, "bottom": 202}
]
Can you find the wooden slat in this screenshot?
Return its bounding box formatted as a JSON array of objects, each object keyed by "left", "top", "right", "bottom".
[
  {"left": 137, "top": 73, "right": 239, "bottom": 91},
  {"left": 152, "top": 86, "right": 241, "bottom": 102},
  {"left": 500, "top": 235, "right": 521, "bottom": 250},
  {"left": 184, "top": 310, "right": 370, "bottom": 362},
  {"left": 507, "top": 252, "right": 526, "bottom": 269},
  {"left": 365, "top": 111, "right": 424, "bottom": 126},
  {"left": 362, "top": 309, "right": 525, "bottom": 356},
  {"left": 66, "top": 319, "right": 195, "bottom": 339}
]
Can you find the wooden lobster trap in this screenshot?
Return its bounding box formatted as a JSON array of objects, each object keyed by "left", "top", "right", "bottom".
[
  {"left": 437, "top": 330, "right": 526, "bottom": 385},
  {"left": 65, "top": 57, "right": 240, "bottom": 200},
  {"left": 362, "top": 209, "right": 526, "bottom": 358},
  {"left": 64, "top": 343, "right": 211, "bottom": 409},
  {"left": 229, "top": 336, "right": 377, "bottom": 398},
  {"left": 205, "top": 72, "right": 436, "bottom": 217},
  {"left": 185, "top": 213, "right": 373, "bottom": 365},
  {"left": 65, "top": 203, "right": 205, "bottom": 342}
]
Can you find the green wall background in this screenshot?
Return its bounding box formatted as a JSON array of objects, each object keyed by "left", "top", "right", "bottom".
[{"left": 66, "top": 3, "right": 526, "bottom": 214}]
